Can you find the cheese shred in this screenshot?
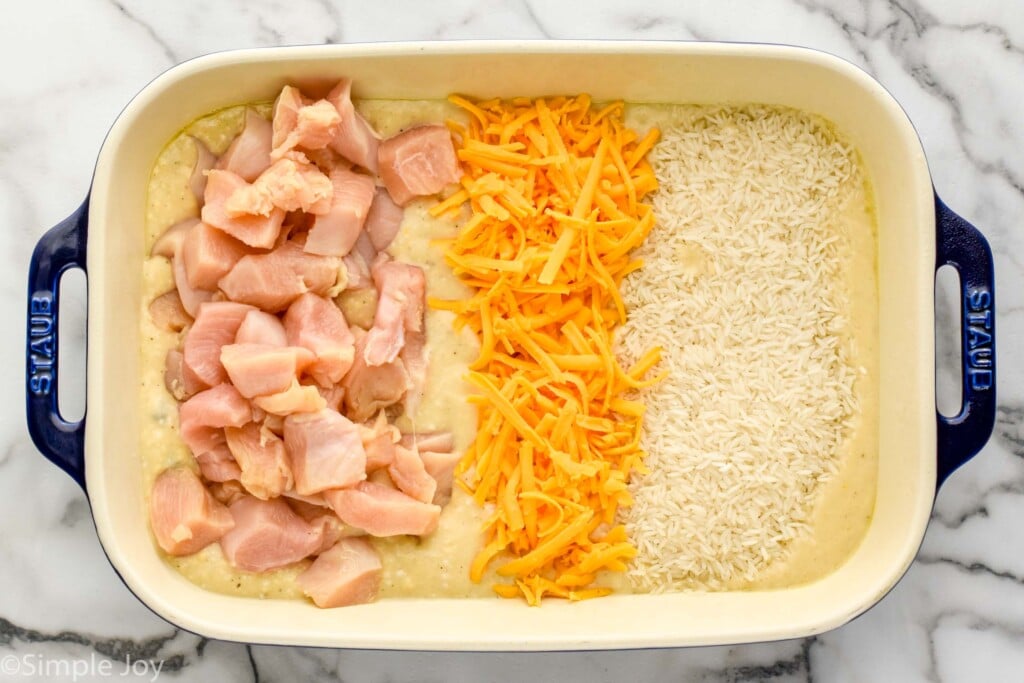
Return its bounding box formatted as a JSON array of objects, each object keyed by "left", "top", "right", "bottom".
[{"left": 435, "top": 94, "right": 661, "bottom": 604}]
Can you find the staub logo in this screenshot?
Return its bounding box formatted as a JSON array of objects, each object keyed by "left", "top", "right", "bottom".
[
  {"left": 965, "top": 288, "right": 993, "bottom": 391},
  {"left": 27, "top": 292, "right": 55, "bottom": 395}
]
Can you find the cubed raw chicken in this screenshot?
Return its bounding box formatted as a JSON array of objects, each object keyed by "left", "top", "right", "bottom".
[
  {"left": 220, "top": 343, "right": 315, "bottom": 398},
  {"left": 283, "top": 293, "right": 355, "bottom": 386},
  {"left": 271, "top": 86, "right": 308, "bottom": 153},
  {"left": 224, "top": 422, "right": 293, "bottom": 500},
  {"left": 217, "top": 108, "right": 273, "bottom": 182},
  {"left": 377, "top": 125, "right": 461, "bottom": 206},
  {"left": 151, "top": 217, "right": 199, "bottom": 259},
  {"left": 387, "top": 444, "right": 437, "bottom": 504},
  {"left": 253, "top": 380, "right": 327, "bottom": 415},
  {"left": 164, "top": 349, "right": 188, "bottom": 401},
  {"left": 150, "top": 467, "right": 234, "bottom": 556},
  {"left": 208, "top": 479, "right": 247, "bottom": 507},
  {"left": 326, "top": 79, "right": 381, "bottom": 173},
  {"left": 218, "top": 241, "right": 340, "bottom": 313},
  {"left": 286, "top": 498, "right": 352, "bottom": 554},
  {"left": 235, "top": 310, "right": 288, "bottom": 347},
  {"left": 360, "top": 413, "right": 400, "bottom": 471},
  {"left": 342, "top": 328, "right": 411, "bottom": 422},
  {"left": 296, "top": 538, "right": 382, "bottom": 608},
  {"left": 226, "top": 158, "right": 333, "bottom": 217},
  {"left": 304, "top": 167, "right": 376, "bottom": 257},
  {"left": 283, "top": 409, "right": 366, "bottom": 495},
  {"left": 181, "top": 221, "right": 250, "bottom": 290},
  {"left": 399, "top": 431, "right": 454, "bottom": 453},
  {"left": 364, "top": 188, "right": 404, "bottom": 252},
  {"left": 219, "top": 496, "right": 323, "bottom": 572},
  {"left": 202, "top": 170, "right": 286, "bottom": 249},
  {"left": 165, "top": 348, "right": 207, "bottom": 401},
  {"left": 419, "top": 450, "right": 462, "bottom": 505},
  {"left": 183, "top": 301, "right": 256, "bottom": 386},
  {"left": 316, "top": 383, "right": 346, "bottom": 412},
  {"left": 324, "top": 481, "right": 441, "bottom": 537},
  {"left": 178, "top": 383, "right": 252, "bottom": 456},
  {"left": 363, "top": 258, "right": 425, "bottom": 366},
  {"left": 195, "top": 444, "right": 242, "bottom": 483},
  {"left": 188, "top": 136, "right": 217, "bottom": 201},
  {"left": 172, "top": 242, "right": 214, "bottom": 318},
  {"left": 271, "top": 87, "right": 344, "bottom": 160},
  {"left": 148, "top": 290, "right": 191, "bottom": 332},
  {"left": 400, "top": 330, "right": 429, "bottom": 418}
]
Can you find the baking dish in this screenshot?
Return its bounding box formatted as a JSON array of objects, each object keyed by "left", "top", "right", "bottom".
[{"left": 24, "top": 41, "right": 996, "bottom": 650}]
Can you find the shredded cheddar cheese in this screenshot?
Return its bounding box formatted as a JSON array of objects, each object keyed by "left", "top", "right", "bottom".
[{"left": 433, "top": 94, "right": 663, "bottom": 605}]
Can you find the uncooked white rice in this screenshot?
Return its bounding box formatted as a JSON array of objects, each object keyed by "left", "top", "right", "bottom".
[{"left": 617, "top": 105, "right": 863, "bottom": 591}]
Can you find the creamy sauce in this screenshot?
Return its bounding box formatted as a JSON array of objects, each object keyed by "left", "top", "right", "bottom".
[{"left": 140, "top": 98, "right": 878, "bottom": 603}]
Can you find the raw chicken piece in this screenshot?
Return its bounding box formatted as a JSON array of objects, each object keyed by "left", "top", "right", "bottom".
[
  {"left": 183, "top": 301, "right": 255, "bottom": 386},
  {"left": 283, "top": 409, "right": 366, "bottom": 495},
  {"left": 150, "top": 467, "right": 234, "bottom": 556},
  {"left": 296, "top": 538, "right": 382, "bottom": 608},
  {"left": 173, "top": 242, "right": 215, "bottom": 318},
  {"left": 341, "top": 253, "right": 373, "bottom": 291},
  {"left": 283, "top": 491, "right": 330, "bottom": 508},
  {"left": 271, "top": 86, "right": 308, "bottom": 152},
  {"left": 151, "top": 218, "right": 199, "bottom": 259},
  {"left": 387, "top": 444, "right": 437, "bottom": 504},
  {"left": 286, "top": 498, "right": 353, "bottom": 554},
  {"left": 220, "top": 496, "right": 322, "bottom": 572},
  {"left": 364, "top": 188, "right": 404, "bottom": 252},
  {"left": 217, "top": 108, "right": 273, "bottom": 182},
  {"left": 178, "top": 383, "right": 252, "bottom": 456},
  {"left": 304, "top": 167, "right": 375, "bottom": 257},
  {"left": 363, "top": 258, "right": 425, "bottom": 366},
  {"left": 181, "top": 221, "right": 250, "bottom": 290},
  {"left": 342, "top": 328, "right": 410, "bottom": 422},
  {"left": 202, "top": 170, "right": 287, "bottom": 249},
  {"left": 235, "top": 310, "right": 287, "bottom": 347},
  {"left": 195, "top": 444, "right": 241, "bottom": 483},
  {"left": 316, "top": 383, "right": 346, "bottom": 412},
  {"left": 218, "top": 241, "right": 340, "bottom": 313},
  {"left": 188, "top": 136, "right": 217, "bottom": 202},
  {"left": 360, "top": 413, "right": 399, "bottom": 471},
  {"left": 377, "top": 125, "right": 461, "bottom": 206},
  {"left": 326, "top": 79, "right": 381, "bottom": 173},
  {"left": 325, "top": 481, "right": 441, "bottom": 537},
  {"left": 400, "top": 329, "right": 429, "bottom": 418},
  {"left": 398, "top": 431, "right": 454, "bottom": 453},
  {"left": 164, "top": 349, "right": 188, "bottom": 401},
  {"left": 419, "top": 450, "right": 462, "bottom": 505},
  {"left": 149, "top": 290, "right": 191, "bottom": 332},
  {"left": 253, "top": 380, "right": 327, "bottom": 415},
  {"left": 165, "top": 349, "right": 207, "bottom": 401},
  {"left": 219, "top": 343, "right": 315, "bottom": 398},
  {"left": 262, "top": 412, "right": 285, "bottom": 436},
  {"left": 224, "top": 422, "right": 293, "bottom": 500},
  {"left": 272, "top": 98, "right": 342, "bottom": 161},
  {"left": 208, "top": 479, "right": 247, "bottom": 507},
  {"left": 283, "top": 293, "right": 355, "bottom": 386},
  {"left": 226, "top": 158, "right": 333, "bottom": 217}
]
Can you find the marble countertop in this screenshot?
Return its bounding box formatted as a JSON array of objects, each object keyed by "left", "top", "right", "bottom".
[{"left": 4, "top": 1, "right": 1023, "bottom": 681}]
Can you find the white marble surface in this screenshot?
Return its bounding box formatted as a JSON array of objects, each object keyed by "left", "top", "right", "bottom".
[{"left": 3, "top": 0, "right": 1023, "bottom": 681}]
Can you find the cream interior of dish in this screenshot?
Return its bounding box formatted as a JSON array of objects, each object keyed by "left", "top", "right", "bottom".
[{"left": 139, "top": 99, "right": 877, "bottom": 602}]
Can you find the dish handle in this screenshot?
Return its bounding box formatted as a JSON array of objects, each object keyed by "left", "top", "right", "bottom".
[
  {"left": 25, "top": 199, "right": 89, "bottom": 489},
  {"left": 934, "top": 195, "right": 996, "bottom": 488}
]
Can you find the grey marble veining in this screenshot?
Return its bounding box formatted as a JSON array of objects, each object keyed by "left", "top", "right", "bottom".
[{"left": 2, "top": 0, "right": 1023, "bottom": 681}]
